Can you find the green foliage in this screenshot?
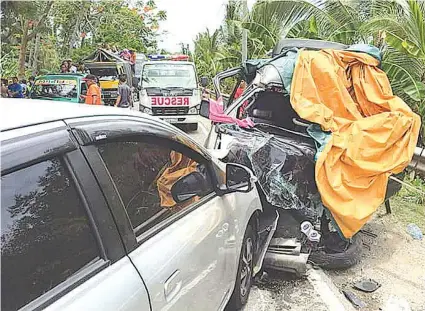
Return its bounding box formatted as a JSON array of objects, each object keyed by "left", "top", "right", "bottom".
[
  {"left": 393, "top": 173, "right": 425, "bottom": 230},
  {"left": 0, "top": 50, "right": 19, "bottom": 77},
  {"left": 1, "top": 0, "right": 166, "bottom": 77},
  {"left": 193, "top": 0, "right": 425, "bottom": 143}
]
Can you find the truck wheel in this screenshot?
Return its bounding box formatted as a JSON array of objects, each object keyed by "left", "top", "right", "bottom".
[
  {"left": 228, "top": 225, "right": 254, "bottom": 310},
  {"left": 308, "top": 234, "right": 362, "bottom": 270}
]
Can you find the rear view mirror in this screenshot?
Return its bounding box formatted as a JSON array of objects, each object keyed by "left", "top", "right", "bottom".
[
  {"left": 226, "top": 163, "right": 256, "bottom": 193},
  {"left": 171, "top": 171, "right": 210, "bottom": 203},
  {"left": 200, "top": 76, "right": 209, "bottom": 88},
  {"left": 199, "top": 99, "right": 210, "bottom": 119}
]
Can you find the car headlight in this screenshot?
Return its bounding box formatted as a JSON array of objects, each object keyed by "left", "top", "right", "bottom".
[
  {"left": 140, "top": 106, "right": 152, "bottom": 114},
  {"left": 189, "top": 105, "right": 200, "bottom": 114}
]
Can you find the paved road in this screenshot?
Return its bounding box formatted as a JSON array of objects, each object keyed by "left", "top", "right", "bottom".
[{"left": 181, "top": 118, "right": 354, "bottom": 311}]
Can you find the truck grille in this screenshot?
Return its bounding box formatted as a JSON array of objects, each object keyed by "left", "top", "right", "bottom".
[
  {"left": 102, "top": 89, "right": 117, "bottom": 99},
  {"left": 152, "top": 107, "right": 189, "bottom": 115}
]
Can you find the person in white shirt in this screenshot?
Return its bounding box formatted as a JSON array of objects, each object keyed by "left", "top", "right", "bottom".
[{"left": 67, "top": 59, "right": 77, "bottom": 73}]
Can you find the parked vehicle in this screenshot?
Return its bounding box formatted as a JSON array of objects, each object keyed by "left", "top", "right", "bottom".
[
  {"left": 201, "top": 39, "right": 406, "bottom": 272},
  {"left": 30, "top": 73, "right": 88, "bottom": 103},
  {"left": 138, "top": 54, "right": 206, "bottom": 131},
  {"left": 1, "top": 99, "right": 278, "bottom": 311},
  {"left": 83, "top": 49, "right": 139, "bottom": 106}
]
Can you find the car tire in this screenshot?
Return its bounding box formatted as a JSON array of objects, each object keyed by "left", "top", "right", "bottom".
[
  {"left": 228, "top": 225, "right": 255, "bottom": 310},
  {"left": 308, "top": 234, "right": 362, "bottom": 270},
  {"left": 186, "top": 123, "right": 198, "bottom": 132}
]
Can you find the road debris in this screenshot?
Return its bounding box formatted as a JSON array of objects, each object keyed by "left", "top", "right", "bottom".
[
  {"left": 406, "top": 223, "right": 423, "bottom": 240},
  {"left": 342, "top": 290, "right": 367, "bottom": 309},
  {"left": 353, "top": 279, "right": 381, "bottom": 293}
]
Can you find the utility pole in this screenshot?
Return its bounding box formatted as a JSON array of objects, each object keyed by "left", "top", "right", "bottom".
[{"left": 241, "top": 0, "right": 248, "bottom": 63}]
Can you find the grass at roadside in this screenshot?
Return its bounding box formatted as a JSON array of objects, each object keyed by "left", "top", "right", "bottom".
[{"left": 390, "top": 173, "right": 425, "bottom": 231}]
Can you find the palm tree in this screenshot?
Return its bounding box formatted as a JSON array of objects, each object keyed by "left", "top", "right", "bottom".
[{"left": 251, "top": 0, "right": 424, "bottom": 127}]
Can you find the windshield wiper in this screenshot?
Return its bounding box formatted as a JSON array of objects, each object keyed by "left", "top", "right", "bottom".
[{"left": 167, "top": 87, "right": 194, "bottom": 91}]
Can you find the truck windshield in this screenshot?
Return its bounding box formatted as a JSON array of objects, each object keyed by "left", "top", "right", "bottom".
[
  {"left": 88, "top": 67, "right": 118, "bottom": 81},
  {"left": 32, "top": 79, "right": 78, "bottom": 99},
  {"left": 142, "top": 63, "right": 197, "bottom": 89}
]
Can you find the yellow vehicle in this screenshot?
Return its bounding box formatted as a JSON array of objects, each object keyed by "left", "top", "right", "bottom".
[{"left": 83, "top": 49, "right": 139, "bottom": 105}]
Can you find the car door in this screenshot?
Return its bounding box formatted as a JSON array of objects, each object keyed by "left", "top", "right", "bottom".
[
  {"left": 68, "top": 116, "right": 246, "bottom": 310},
  {"left": 1, "top": 121, "right": 150, "bottom": 311},
  {"left": 213, "top": 67, "right": 242, "bottom": 109}
]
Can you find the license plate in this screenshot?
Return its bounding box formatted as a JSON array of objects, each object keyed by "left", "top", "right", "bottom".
[{"left": 163, "top": 118, "right": 178, "bottom": 123}]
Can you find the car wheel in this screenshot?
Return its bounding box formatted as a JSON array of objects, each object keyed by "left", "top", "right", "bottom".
[
  {"left": 309, "top": 234, "right": 362, "bottom": 270},
  {"left": 228, "top": 225, "right": 255, "bottom": 310}
]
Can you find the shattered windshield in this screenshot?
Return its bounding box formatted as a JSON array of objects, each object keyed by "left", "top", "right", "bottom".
[
  {"left": 141, "top": 63, "right": 197, "bottom": 89},
  {"left": 220, "top": 124, "right": 324, "bottom": 221}
]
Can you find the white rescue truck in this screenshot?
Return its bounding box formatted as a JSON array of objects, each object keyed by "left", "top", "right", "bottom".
[{"left": 138, "top": 54, "right": 205, "bottom": 131}]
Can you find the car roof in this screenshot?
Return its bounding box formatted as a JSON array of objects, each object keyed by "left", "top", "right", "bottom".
[
  {"left": 36, "top": 73, "right": 86, "bottom": 78},
  {"left": 272, "top": 38, "right": 348, "bottom": 56},
  {"left": 143, "top": 61, "right": 195, "bottom": 66},
  {"left": 1, "top": 98, "right": 152, "bottom": 132}
]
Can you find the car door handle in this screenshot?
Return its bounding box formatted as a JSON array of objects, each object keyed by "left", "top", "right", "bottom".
[{"left": 164, "top": 270, "right": 182, "bottom": 302}]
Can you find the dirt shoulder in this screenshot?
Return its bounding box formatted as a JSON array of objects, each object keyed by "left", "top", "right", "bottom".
[{"left": 327, "top": 207, "right": 425, "bottom": 311}]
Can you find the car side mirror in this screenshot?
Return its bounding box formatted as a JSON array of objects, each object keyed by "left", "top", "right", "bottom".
[
  {"left": 226, "top": 163, "right": 256, "bottom": 193},
  {"left": 200, "top": 76, "right": 209, "bottom": 88},
  {"left": 171, "top": 171, "right": 210, "bottom": 203},
  {"left": 199, "top": 99, "right": 210, "bottom": 119}
]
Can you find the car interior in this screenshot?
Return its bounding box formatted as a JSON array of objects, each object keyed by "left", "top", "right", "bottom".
[{"left": 237, "top": 89, "right": 315, "bottom": 141}]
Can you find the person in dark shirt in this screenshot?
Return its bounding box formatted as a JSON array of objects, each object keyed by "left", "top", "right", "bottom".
[
  {"left": 115, "top": 75, "right": 132, "bottom": 108},
  {"left": 8, "top": 77, "right": 24, "bottom": 98}
]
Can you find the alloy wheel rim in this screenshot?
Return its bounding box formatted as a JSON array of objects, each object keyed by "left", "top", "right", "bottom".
[{"left": 240, "top": 237, "right": 253, "bottom": 297}]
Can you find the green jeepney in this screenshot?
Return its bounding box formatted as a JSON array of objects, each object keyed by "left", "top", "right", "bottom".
[{"left": 30, "top": 73, "right": 88, "bottom": 103}]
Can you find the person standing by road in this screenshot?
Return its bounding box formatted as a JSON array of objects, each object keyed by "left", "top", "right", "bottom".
[
  {"left": 8, "top": 77, "right": 24, "bottom": 98},
  {"left": 67, "top": 59, "right": 77, "bottom": 73},
  {"left": 115, "top": 75, "right": 132, "bottom": 108},
  {"left": 80, "top": 74, "right": 102, "bottom": 105},
  {"left": 60, "top": 62, "right": 69, "bottom": 73},
  {"left": 1, "top": 79, "right": 9, "bottom": 98},
  {"left": 20, "top": 79, "right": 28, "bottom": 97},
  {"left": 27, "top": 76, "right": 35, "bottom": 96},
  {"left": 129, "top": 50, "right": 136, "bottom": 73}
]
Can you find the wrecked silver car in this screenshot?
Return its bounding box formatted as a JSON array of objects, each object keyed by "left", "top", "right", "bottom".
[{"left": 200, "top": 39, "right": 419, "bottom": 275}]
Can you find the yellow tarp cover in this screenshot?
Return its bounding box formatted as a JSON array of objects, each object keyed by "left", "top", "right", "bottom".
[{"left": 290, "top": 49, "right": 421, "bottom": 238}]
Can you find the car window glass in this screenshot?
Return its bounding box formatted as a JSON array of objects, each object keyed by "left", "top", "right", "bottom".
[
  {"left": 97, "top": 141, "right": 213, "bottom": 234},
  {"left": 1, "top": 159, "right": 100, "bottom": 311}
]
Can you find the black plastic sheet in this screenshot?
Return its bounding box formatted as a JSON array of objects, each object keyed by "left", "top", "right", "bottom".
[{"left": 220, "top": 124, "right": 324, "bottom": 220}]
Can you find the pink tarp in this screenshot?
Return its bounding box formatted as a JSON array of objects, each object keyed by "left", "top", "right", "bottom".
[{"left": 208, "top": 97, "right": 254, "bottom": 128}]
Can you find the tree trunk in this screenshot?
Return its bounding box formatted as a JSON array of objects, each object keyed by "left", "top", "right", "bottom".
[
  {"left": 32, "top": 34, "right": 41, "bottom": 75},
  {"left": 17, "top": 1, "right": 54, "bottom": 77},
  {"left": 18, "top": 20, "right": 30, "bottom": 79},
  {"left": 28, "top": 39, "right": 34, "bottom": 69}
]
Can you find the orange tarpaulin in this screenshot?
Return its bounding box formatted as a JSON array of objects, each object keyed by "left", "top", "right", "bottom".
[
  {"left": 156, "top": 151, "right": 198, "bottom": 208},
  {"left": 290, "top": 49, "right": 421, "bottom": 238}
]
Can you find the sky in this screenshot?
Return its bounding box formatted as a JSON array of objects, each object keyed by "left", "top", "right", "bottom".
[{"left": 155, "top": 0, "right": 256, "bottom": 53}]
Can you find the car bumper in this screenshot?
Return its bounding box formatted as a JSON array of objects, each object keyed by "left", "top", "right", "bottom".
[{"left": 157, "top": 115, "right": 200, "bottom": 125}]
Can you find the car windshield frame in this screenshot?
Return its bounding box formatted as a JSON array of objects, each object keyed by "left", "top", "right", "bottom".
[{"left": 141, "top": 63, "right": 197, "bottom": 89}]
